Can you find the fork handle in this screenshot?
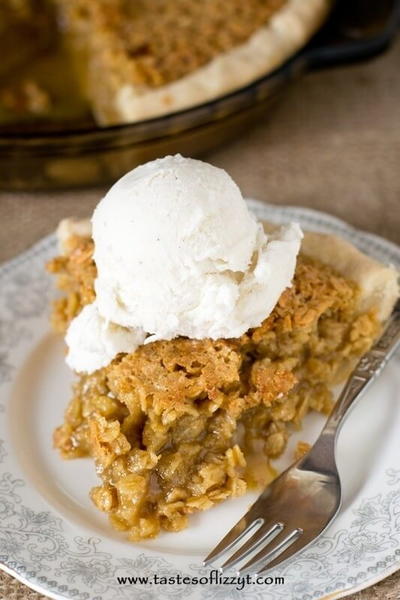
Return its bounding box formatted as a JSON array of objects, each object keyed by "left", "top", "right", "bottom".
[{"left": 325, "top": 298, "right": 400, "bottom": 435}]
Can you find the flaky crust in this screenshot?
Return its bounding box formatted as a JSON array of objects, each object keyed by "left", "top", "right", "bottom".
[
  {"left": 301, "top": 231, "right": 399, "bottom": 321},
  {"left": 108, "top": 0, "right": 332, "bottom": 123},
  {"left": 262, "top": 221, "right": 399, "bottom": 322}
]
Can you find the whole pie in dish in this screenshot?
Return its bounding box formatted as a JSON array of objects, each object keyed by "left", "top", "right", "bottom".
[
  {"left": 1, "top": 0, "right": 332, "bottom": 127},
  {"left": 47, "top": 156, "right": 398, "bottom": 542},
  {"left": 56, "top": 0, "right": 332, "bottom": 124}
]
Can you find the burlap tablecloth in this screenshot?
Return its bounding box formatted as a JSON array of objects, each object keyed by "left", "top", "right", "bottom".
[{"left": 1, "top": 37, "right": 399, "bottom": 600}]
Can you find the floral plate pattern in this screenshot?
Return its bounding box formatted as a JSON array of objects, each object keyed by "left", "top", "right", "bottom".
[{"left": 0, "top": 200, "right": 399, "bottom": 600}]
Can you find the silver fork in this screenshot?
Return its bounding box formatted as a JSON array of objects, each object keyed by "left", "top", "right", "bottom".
[{"left": 204, "top": 298, "right": 400, "bottom": 575}]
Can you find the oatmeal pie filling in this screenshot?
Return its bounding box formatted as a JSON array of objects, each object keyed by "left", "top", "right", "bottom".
[
  {"left": 48, "top": 234, "right": 379, "bottom": 540},
  {"left": 60, "top": 0, "right": 288, "bottom": 88}
]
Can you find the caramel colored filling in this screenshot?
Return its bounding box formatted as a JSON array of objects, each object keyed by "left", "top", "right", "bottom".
[{"left": 59, "top": 0, "right": 288, "bottom": 89}]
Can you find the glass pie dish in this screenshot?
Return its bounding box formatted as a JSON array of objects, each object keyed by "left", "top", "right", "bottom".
[{"left": 0, "top": 0, "right": 399, "bottom": 191}]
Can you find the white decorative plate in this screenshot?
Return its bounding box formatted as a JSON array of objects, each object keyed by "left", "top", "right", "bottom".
[{"left": 1, "top": 200, "right": 399, "bottom": 600}]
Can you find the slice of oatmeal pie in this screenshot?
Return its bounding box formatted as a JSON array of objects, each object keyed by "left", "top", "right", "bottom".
[
  {"left": 47, "top": 218, "right": 398, "bottom": 541},
  {"left": 55, "top": 0, "right": 332, "bottom": 124}
]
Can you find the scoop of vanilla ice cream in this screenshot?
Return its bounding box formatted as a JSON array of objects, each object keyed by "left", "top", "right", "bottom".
[{"left": 65, "top": 154, "right": 303, "bottom": 373}]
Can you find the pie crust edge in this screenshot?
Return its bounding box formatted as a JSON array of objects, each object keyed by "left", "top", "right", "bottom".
[
  {"left": 108, "top": 0, "right": 333, "bottom": 124},
  {"left": 262, "top": 220, "right": 399, "bottom": 322}
]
